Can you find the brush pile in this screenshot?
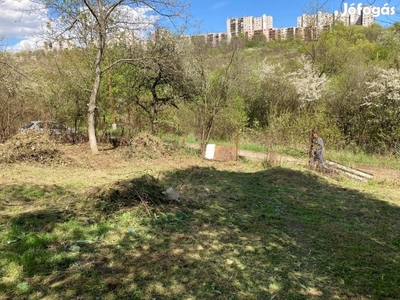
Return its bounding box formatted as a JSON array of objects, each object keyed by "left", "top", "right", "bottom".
[
  {"left": 89, "top": 174, "right": 172, "bottom": 212},
  {"left": 0, "top": 131, "right": 66, "bottom": 165},
  {"left": 124, "top": 133, "right": 168, "bottom": 159}
]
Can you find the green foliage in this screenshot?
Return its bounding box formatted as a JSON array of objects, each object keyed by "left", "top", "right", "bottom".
[
  {"left": 245, "top": 33, "right": 267, "bottom": 48},
  {"left": 113, "top": 30, "right": 196, "bottom": 135},
  {"left": 259, "top": 107, "right": 343, "bottom": 151},
  {"left": 377, "top": 22, "right": 400, "bottom": 69},
  {"left": 184, "top": 38, "right": 248, "bottom": 150},
  {"left": 302, "top": 24, "right": 375, "bottom": 77},
  {"left": 212, "top": 93, "right": 247, "bottom": 140},
  {"left": 3, "top": 22, "right": 400, "bottom": 154},
  {"left": 247, "top": 66, "right": 299, "bottom": 128}
]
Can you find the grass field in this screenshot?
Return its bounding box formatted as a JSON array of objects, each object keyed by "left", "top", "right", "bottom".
[{"left": 1, "top": 135, "right": 400, "bottom": 300}]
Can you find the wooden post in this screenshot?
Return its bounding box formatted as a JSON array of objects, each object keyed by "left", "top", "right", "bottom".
[
  {"left": 308, "top": 129, "right": 314, "bottom": 167},
  {"left": 107, "top": 57, "right": 116, "bottom": 130},
  {"left": 235, "top": 126, "right": 240, "bottom": 161},
  {"left": 182, "top": 121, "right": 186, "bottom": 146}
]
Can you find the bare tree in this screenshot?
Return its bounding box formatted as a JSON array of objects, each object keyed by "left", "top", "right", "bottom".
[
  {"left": 300, "top": 0, "right": 330, "bottom": 41},
  {"left": 29, "top": 0, "right": 189, "bottom": 154},
  {"left": 0, "top": 55, "right": 26, "bottom": 141},
  {"left": 186, "top": 38, "right": 246, "bottom": 155}
]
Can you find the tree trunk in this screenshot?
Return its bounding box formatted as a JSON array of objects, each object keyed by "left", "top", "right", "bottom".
[
  {"left": 150, "top": 106, "right": 159, "bottom": 135},
  {"left": 151, "top": 122, "right": 157, "bottom": 136},
  {"left": 88, "top": 46, "right": 103, "bottom": 154}
]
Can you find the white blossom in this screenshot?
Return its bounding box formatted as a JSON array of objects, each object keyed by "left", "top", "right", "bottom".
[
  {"left": 257, "top": 59, "right": 285, "bottom": 79},
  {"left": 289, "top": 57, "right": 327, "bottom": 103},
  {"left": 364, "top": 67, "right": 400, "bottom": 105},
  {"left": 257, "top": 57, "right": 327, "bottom": 104}
]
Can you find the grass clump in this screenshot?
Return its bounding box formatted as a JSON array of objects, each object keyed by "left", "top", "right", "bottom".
[{"left": 327, "top": 149, "right": 400, "bottom": 169}]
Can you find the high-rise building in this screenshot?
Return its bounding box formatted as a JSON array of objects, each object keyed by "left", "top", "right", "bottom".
[
  {"left": 304, "top": 6, "right": 377, "bottom": 28},
  {"left": 226, "top": 17, "right": 243, "bottom": 39},
  {"left": 208, "top": 7, "right": 377, "bottom": 46},
  {"left": 205, "top": 33, "right": 228, "bottom": 46},
  {"left": 297, "top": 12, "right": 334, "bottom": 28},
  {"left": 226, "top": 14, "right": 273, "bottom": 41},
  {"left": 298, "top": 7, "right": 376, "bottom": 28},
  {"left": 280, "top": 27, "right": 297, "bottom": 40},
  {"left": 360, "top": 6, "right": 375, "bottom": 27}
]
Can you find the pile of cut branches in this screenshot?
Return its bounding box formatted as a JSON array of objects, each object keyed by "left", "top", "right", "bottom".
[
  {"left": 125, "top": 133, "right": 168, "bottom": 159},
  {"left": 88, "top": 174, "right": 171, "bottom": 213},
  {"left": 0, "top": 131, "right": 67, "bottom": 165}
]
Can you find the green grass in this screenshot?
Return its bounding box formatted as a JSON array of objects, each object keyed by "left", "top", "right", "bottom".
[
  {"left": 160, "top": 133, "right": 199, "bottom": 145},
  {"left": 1, "top": 153, "right": 400, "bottom": 299},
  {"left": 326, "top": 149, "right": 400, "bottom": 169},
  {"left": 161, "top": 134, "right": 268, "bottom": 155},
  {"left": 239, "top": 143, "right": 266, "bottom": 153},
  {"left": 161, "top": 133, "right": 399, "bottom": 168}
]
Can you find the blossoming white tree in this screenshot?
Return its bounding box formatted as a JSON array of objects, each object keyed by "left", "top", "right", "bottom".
[
  {"left": 364, "top": 67, "right": 400, "bottom": 105},
  {"left": 259, "top": 56, "right": 328, "bottom": 105},
  {"left": 362, "top": 67, "right": 400, "bottom": 148},
  {"left": 289, "top": 57, "right": 327, "bottom": 104}
]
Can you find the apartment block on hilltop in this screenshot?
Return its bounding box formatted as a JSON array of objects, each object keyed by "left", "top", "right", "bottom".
[
  {"left": 202, "top": 32, "right": 228, "bottom": 46},
  {"left": 297, "top": 6, "right": 375, "bottom": 29},
  {"left": 295, "top": 7, "right": 375, "bottom": 40},
  {"left": 298, "top": 6, "right": 375, "bottom": 28},
  {"left": 227, "top": 14, "right": 273, "bottom": 41},
  {"left": 333, "top": 5, "right": 375, "bottom": 27},
  {"left": 39, "top": 4, "right": 379, "bottom": 51},
  {"left": 147, "top": 6, "right": 376, "bottom": 47},
  {"left": 297, "top": 12, "right": 335, "bottom": 28},
  {"left": 221, "top": 6, "right": 376, "bottom": 44}
]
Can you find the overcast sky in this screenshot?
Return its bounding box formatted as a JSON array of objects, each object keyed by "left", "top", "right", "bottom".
[
  {"left": 0, "top": 0, "right": 46, "bottom": 51},
  {"left": 0, "top": 0, "right": 158, "bottom": 51}
]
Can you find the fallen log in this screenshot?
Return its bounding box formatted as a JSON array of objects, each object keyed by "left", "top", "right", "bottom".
[{"left": 325, "top": 160, "right": 374, "bottom": 181}]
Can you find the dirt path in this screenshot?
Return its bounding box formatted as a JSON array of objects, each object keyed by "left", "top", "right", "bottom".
[
  {"left": 187, "top": 143, "right": 304, "bottom": 165},
  {"left": 238, "top": 149, "right": 305, "bottom": 165},
  {"left": 206, "top": 145, "right": 399, "bottom": 186},
  {"left": 355, "top": 165, "right": 400, "bottom": 185}
]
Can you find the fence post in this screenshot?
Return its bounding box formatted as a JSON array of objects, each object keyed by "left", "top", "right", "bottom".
[
  {"left": 235, "top": 126, "right": 240, "bottom": 161},
  {"left": 182, "top": 121, "right": 186, "bottom": 146}
]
